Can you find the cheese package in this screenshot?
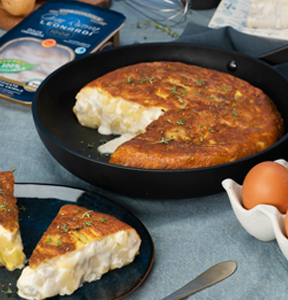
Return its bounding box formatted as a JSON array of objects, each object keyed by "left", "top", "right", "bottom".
[
  {"left": 17, "top": 204, "right": 141, "bottom": 300},
  {"left": 247, "top": 0, "right": 288, "bottom": 29},
  {"left": 0, "top": 0, "right": 125, "bottom": 105},
  {"left": 0, "top": 171, "right": 26, "bottom": 271}
]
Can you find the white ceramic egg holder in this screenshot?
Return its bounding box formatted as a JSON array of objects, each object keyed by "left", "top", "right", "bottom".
[{"left": 222, "top": 159, "right": 288, "bottom": 260}]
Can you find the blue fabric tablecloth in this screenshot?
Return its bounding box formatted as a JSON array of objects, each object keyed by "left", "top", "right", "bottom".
[
  {"left": 1, "top": 1, "right": 288, "bottom": 299},
  {"left": 177, "top": 23, "right": 288, "bottom": 81}
]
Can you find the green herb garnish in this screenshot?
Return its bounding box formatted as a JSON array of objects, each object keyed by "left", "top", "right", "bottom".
[
  {"left": 232, "top": 108, "right": 238, "bottom": 116},
  {"left": 177, "top": 120, "right": 185, "bottom": 126},
  {"left": 176, "top": 95, "right": 183, "bottom": 103},
  {"left": 99, "top": 138, "right": 107, "bottom": 145},
  {"left": 155, "top": 137, "right": 170, "bottom": 144},
  {"left": 172, "top": 85, "right": 178, "bottom": 95},
  {"left": 4, "top": 287, "right": 12, "bottom": 294},
  {"left": 196, "top": 78, "right": 204, "bottom": 86},
  {"left": 19, "top": 205, "right": 27, "bottom": 212},
  {"left": 136, "top": 21, "right": 180, "bottom": 39},
  {"left": 125, "top": 75, "right": 134, "bottom": 83},
  {"left": 56, "top": 239, "right": 62, "bottom": 247},
  {"left": 82, "top": 210, "right": 93, "bottom": 218},
  {"left": 61, "top": 224, "right": 69, "bottom": 233},
  {"left": 181, "top": 87, "right": 188, "bottom": 95}
]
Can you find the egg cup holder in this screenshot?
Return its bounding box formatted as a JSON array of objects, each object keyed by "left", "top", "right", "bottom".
[{"left": 222, "top": 159, "right": 288, "bottom": 260}]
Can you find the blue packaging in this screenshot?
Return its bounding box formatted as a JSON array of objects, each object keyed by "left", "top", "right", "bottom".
[{"left": 0, "top": 0, "right": 125, "bottom": 105}]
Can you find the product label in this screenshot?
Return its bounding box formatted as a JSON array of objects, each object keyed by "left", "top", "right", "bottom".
[
  {"left": 0, "top": 59, "right": 37, "bottom": 73},
  {"left": 0, "top": 0, "right": 125, "bottom": 104}
]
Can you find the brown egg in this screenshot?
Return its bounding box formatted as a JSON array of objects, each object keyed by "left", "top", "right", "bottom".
[
  {"left": 242, "top": 161, "right": 288, "bottom": 214},
  {"left": 285, "top": 211, "right": 288, "bottom": 238}
]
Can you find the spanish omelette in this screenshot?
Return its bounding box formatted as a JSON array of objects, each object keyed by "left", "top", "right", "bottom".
[{"left": 73, "top": 61, "right": 284, "bottom": 169}]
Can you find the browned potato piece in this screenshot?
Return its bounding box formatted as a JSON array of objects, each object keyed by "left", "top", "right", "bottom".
[{"left": 2, "top": 0, "right": 36, "bottom": 17}]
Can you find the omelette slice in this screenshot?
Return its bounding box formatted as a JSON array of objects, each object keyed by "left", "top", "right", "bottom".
[
  {"left": 0, "top": 171, "right": 26, "bottom": 271},
  {"left": 17, "top": 204, "right": 141, "bottom": 300}
]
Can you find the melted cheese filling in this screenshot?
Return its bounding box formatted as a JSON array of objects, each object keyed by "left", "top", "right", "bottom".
[
  {"left": 17, "top": 230, "right": 141, "bottom": 300},
  {"left": 98, "top": 133, "right": 136, "bottom": 154},
  {"left": 73, "top": 87, "right": 164, "bottom": 154},
  {"left": 0, "top": 225, "right": 26, "bottom": 271}
]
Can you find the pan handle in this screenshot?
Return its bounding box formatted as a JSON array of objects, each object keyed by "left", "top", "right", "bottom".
[{"left": 258, "top": 45, "right": 288, "bottom": 66}]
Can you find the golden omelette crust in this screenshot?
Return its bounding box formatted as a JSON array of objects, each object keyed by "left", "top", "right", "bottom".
[
  {"left": 29, "top": 204, "right": 138, "bottom": 269},
  {"left": 0, "top": 171, "right": 19, "bottom": 233},
  {"left": 88, "top": 61, "right": 284, "bottom": 169}
]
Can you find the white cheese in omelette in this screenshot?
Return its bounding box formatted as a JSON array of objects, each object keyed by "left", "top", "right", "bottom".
[
  {"left": 17, "top": 204, "right": 141, "bottom": 300},
  {"left": 73, "top": 86, "right": 164, "bottom": 153},
  {"left": 0, "top": 171, "right": 26, "bottom": 271}
]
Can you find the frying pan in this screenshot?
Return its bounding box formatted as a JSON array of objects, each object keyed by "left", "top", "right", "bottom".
[{"left": 32, "top": 43, "right": 288, "bottom": 199}]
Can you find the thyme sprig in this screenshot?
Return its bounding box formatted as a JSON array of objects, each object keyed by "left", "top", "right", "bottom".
[
  {"left": 86, "top": 220, "right": 93, "bottom": 226},
  {"left": 136, "top": 21, "right": 180, "bottom": 39},
  {"left": 4, "top": 287, "right": 12, "bottom": 294},
  {"left": 0, "top": 202, "right": 13, "bottom": 212},
  {"left": 125, "top": 75, "right": 134, "bottom": 83},
  {"left": 61, "top": 224, "right": 70, "bottom": 233},
  {"left": 82, "top": 210, "right": 93, "bottom": 218},
  {"left": 177, "top": 120, "right": 185, "bottom": 126},
  {"left": 19, "top": 205, "right": 27, "bottom": 212},
  {"left": 154, "top": 137, "right": 171, "bottom": 144}
]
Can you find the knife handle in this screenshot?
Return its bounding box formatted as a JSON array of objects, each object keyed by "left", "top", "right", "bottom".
[{"left": 161, "top": 261, "right": 237, "bottom": 300}]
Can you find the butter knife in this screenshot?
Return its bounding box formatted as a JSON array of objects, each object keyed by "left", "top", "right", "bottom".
[{"left": 162, "top": 261, "right": 237, "bottom": 300}]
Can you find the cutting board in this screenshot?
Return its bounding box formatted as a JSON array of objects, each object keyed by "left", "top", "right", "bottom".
[{"left": 0, "top": 0, "right": 111, "bottom": 31}]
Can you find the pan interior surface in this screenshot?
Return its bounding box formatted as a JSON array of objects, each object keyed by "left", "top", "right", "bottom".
[{"left": 32, "top": 43, "right": 288, "bottom": 199}]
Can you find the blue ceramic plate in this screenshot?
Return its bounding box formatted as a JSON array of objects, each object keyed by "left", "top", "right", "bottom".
[{"left": 0, "top": 184, "right": 154, "bottom": 300}]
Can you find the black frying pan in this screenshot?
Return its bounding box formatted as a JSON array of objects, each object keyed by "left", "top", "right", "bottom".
[{"left": 32, "top": 43, "right": 288, "bottom": 199}]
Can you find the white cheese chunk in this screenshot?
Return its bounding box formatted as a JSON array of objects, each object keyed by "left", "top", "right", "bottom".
[{"left": 247, "top": 0, "right": 288, "bottom": 29}]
